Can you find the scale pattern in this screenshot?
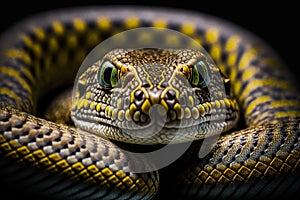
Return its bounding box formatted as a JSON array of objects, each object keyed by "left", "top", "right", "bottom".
[{"left": 0, "top": 7, "right": 300, "bottom": 199}]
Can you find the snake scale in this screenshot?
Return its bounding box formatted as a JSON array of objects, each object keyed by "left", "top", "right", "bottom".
[{"left": 0, "top": 6, "right": 300, "bottom": 200}]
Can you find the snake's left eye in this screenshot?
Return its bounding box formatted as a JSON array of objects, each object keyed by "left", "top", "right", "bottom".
[
  {"left": 190, "top": 60, "right": 211, "bottom": 87},
  {"left": 98, "top": 61, "right": 119, "bottom": 89}
]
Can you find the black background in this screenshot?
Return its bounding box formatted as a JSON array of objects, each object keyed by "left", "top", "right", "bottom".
[{"left": 1, "top": 1, "right": 299, "bottom": 84}]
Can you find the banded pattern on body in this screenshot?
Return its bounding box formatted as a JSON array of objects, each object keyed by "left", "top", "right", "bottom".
[{"left": 0, "top": 7, "right": 300, "bottom": 199}]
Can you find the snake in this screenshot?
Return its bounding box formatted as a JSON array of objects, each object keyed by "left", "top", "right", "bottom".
[{"left": 0, "top": 6, "right": 300, "bottom": 200}]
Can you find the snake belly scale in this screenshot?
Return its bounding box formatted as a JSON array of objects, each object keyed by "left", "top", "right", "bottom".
[{"left": 0, "top": 6, "right": 300, "bottom": 200}]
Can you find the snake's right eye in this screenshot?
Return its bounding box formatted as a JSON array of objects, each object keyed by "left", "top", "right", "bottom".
[
  {"left": 190, "top": 60, "right": 211, "bottom": 87},
  {"left": 98, "top": 61, "right": 119, "bottom": 89}
]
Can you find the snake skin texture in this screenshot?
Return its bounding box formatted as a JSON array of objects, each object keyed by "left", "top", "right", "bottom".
[{"left": 0, "top": 6, "right": 300, "bottom": 200}]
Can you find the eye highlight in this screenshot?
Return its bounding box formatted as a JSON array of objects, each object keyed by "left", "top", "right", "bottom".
[
  {"left": 98, "top": 61, "right": 119, "bottom": 89},
  {"left": 190, "top": 60, "right": 211, "bottom": 87}
]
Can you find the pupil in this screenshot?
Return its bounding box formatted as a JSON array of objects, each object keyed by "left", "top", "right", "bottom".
[
  {"left": 103, "top": 67, "right": 112, "bottom": 85},
  {"left": 196, "top": 61, "right": 208, "bottom": 86},
  {"left": 197, "top": 66, "right": 205, "bottom": 84}
]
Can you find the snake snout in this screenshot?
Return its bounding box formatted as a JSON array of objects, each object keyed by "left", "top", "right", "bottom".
[{"left": 130, "top": 86, "right": 182, "bottom": 127}]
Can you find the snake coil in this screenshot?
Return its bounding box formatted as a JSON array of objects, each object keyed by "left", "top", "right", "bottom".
[{"left": 0, "top": 6, "right": 300, "bottom": 200}]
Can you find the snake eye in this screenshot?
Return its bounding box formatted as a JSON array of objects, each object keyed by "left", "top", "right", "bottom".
[
  {"left": 190, "top": 60, "right": 211, "bottom": 87},
  {"left": 98, "top": 61, "right": 119, "bottom": 89}
]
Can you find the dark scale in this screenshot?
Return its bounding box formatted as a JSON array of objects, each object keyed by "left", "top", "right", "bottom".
[
  {"left": 86, "top": 20, "right": 97, "bottom": 30},
  {"left": 166, "top": 22, "right": 182, "bottom": 34},
  {"left": 139, "top": 19, "right": 153, "bottom": 28},
  {"left": 0, "top": 112, "right": 11, "bottom": 122}
]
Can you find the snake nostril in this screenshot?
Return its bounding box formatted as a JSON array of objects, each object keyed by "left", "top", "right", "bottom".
[
  {"left": 134, "top": 90, "right": 144, "bottom": 101},
  {"left": 166, "top": 89, "right": 176, "bottom": 100},
  {"left": 142, "top": 82, "right": 151, "bottom": 88}
]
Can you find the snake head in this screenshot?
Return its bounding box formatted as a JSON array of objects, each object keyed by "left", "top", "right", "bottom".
[{"left": 72, "top": 48, "right": 239, "bottom": 144}]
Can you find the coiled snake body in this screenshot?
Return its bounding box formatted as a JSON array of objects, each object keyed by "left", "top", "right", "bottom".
[{"left": 0, "top": 6, "right": 300, "bottom": 200}]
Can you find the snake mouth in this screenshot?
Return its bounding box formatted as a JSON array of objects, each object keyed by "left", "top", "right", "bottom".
[{"left": 121, "top": 112, "right": 237, "bottom": 137}]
